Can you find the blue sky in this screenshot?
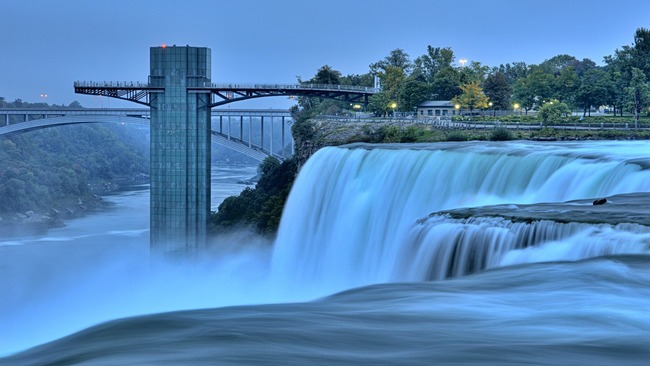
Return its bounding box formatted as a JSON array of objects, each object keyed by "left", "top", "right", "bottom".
[{"left": 1, "top": 0, "right": 648, "bottom": 108}]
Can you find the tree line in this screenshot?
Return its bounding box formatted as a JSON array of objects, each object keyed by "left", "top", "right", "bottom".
[
  {"left": 0, "top": 122, "right": 149, "bottom": 219},
  {"left": 298, "top": 28, "right": 650, "bottom": 128}
]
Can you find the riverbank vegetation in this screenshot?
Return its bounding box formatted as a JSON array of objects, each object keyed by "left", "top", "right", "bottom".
[
  {"left": 0, "top": 120, "right": 149, "bottom": 236},
  {"left": 209, "top": 157, "right": 297, "bottom": 236}
]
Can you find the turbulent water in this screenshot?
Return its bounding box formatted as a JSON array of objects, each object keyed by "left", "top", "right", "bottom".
[{"left": 2, "top": 141, "right": 650, "bottom": 365}]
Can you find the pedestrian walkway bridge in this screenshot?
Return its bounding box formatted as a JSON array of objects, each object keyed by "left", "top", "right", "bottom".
[{"left": 73, "top": 81, "right": 378, "bottom": 107}]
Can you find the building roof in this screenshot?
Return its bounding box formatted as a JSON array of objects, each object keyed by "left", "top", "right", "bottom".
[{"left": 417, "top": 100, "right": 454, "bottom": 108}]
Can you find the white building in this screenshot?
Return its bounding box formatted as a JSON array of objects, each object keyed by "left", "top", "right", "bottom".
[{"left": 416, "top": 100, "right": 457, "bottom": 119}]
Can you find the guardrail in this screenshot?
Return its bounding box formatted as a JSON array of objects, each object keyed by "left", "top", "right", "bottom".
[
  {"left": 209, "top": 83, "right": 379, "bottom": 93},
  {"left": 73, "top": 81, "right": 380, "bottom": 93},
  {"left": 314, "top": 116, "right": 650, "bottom": 130},
  {"left": 74, "top": 81, "right": 151, "bottom": 88}
]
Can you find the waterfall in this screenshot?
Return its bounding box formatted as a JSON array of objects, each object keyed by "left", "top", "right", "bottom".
[
  {"left": 271, "top": 142, "right": 650, "bottom": 292},
  {"left": 399, "top": 215, "right": 650, "bottom": 281}
]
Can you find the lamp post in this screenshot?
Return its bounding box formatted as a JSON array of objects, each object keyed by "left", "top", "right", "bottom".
[
  {"left": 389, "top": 102, "right": 397, "bottom": 118},
  {"left": 459, "top": 58, "right": 468, "bottom": 67},
  {"left": 455, "top": 103, "right": 461, "bottom": 116},
  {"left": 40, "top": 93, "right": 48, "bottom": 105},
  {"left": 513, "top": 103, "right": 520, "bottom": 116},
  {"left": 352, "top": 104, "right": 361, "bottom": 118},
  {"left": 488, "top": 101, "right": 493, "bottom": 117}
]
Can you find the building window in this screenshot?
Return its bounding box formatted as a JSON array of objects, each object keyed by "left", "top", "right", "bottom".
[
  {"left": 427, "top": 110, "right": 433, "bottom": 116},
  {"left": 442, "top": 110, "right": 448, "bottom": 116},
  {"left": 435, "top": 110, "right": 441, "bottom": 116}
]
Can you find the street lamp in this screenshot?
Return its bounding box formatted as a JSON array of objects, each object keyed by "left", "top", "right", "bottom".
[
  {"left": 389, "top": 102, "right": 397, "bottom": 117},
  {"left": 352, "top": 104, "right": 362, "bottom": 118},
  {"left": 455, "top": 104, "right": 461, "bottom": 116},
  {"left": 488, "top": 101, "right": 493, "bottom": 117},
  {"left": 40, "top": 93, "right": 48, "bottom": 105},
  {"left": 459, "top": 58, "right": 468, "bottom": 67},
  {"left": 513, "top": 103, "right": 520, "bottom": 115}
]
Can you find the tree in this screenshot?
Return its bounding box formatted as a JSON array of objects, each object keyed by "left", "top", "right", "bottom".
[
  {"left": 368, "top": 91, "right": 393, "bottom": 116},
  {"left": 400, "top": 80, "right": 434, "bottom": 112},
  {"left": 604, "top": 28, "right": 650, "bottom": 116},
  {"left": 496, "top": 62, "right": 529, "bottom": 85},
  {"left": 575, "top": 68, "right": 610, "bottom": 116},
  {"left": 452, "top": 82, "right": 489, "bottom": 113},
  {"left": 537, "top": 99, "right": 571, "bottom": 124},
  {"left": 340, "top": 73, "right": 374, "bottom": 87},
  {"left": 633, "top": 27, "right": 650, "bottom": 76},
  {"left": 552, "top": 67, "right": 579, "bottom": 107},
  {"left": 311, "top": 65, "right": 341, "bottom": 85},
  {"left": 512, "top": 67, "right": 553, "bottom": 114},
  {"left": 373, "top": 65, "right": 407, "bottom": 111},
  {"left": 413, "top": 46, "right": 455, "bottom": 83},
  {"left": 483, "top": 71, "right": 512, "bottom": 110},
  {"left": 431, "top": 67, "right": 461, "bottom": 100},
  {"left": 370, "top": 48, "right": 412, "bottom": 75},
  {"left": 458, "top": 61, "right": 489, "bottom": 84},
  {"left": 626, "top": 67, "right": 650, "bottom": 129}
]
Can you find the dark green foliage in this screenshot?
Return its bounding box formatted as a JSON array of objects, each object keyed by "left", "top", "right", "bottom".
[
  {"left": 400, "top": 80, "right": 434, "bottom": 112},
  {"left": 489, "top": 127, "right": 514, "bottom": 141},
  {"left": 483, "top": 71, "right": 512, "bottom": 110},
  {"left": 446, "top": 131, "right": 469, "bottom": 141},
  {"left": 0, "top": 124, "right": 149, "bottom": 215},
  {"left": 364, "top": 125, "right": 423, "bottom": 143},
  {"left": 210, "top": 157, "right": 298, "bottom": 235}
]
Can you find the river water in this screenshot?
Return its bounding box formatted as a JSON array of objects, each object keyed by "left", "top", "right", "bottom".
[{"left": 2, "top": 141, "right": 650, "bottom": 365}]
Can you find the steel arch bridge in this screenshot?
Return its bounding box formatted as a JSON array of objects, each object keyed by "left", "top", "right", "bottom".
[{"left": 0, "top": 108, "right": 293, "bottom": 162}]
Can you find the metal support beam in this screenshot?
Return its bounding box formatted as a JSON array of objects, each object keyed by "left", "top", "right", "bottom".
[
  {"left": 248, "top": 116, "right": 252, "bottom": 149},
  {"left": 270, "top": 116, "right": 274, "bottom": 157},
  {"left": 282, "top": 116, "right": 285, "bottom": 159},
  {"left": 261, "top": 116, "right": 264, "bottom": 154}
]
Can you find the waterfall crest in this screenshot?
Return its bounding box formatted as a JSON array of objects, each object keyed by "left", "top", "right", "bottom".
[{"left": 271, "top": 142, "right": 650, "bottom": 291}]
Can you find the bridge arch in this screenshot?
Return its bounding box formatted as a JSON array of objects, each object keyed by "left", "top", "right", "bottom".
[{"left": 0, "top": 114, "right": 286, "bottom": 162}]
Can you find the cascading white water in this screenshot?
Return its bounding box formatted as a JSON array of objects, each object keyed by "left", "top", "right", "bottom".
[
  {"left": 271, "top": 141, "right": 650, "bottom": 293},
  {"left": 400, "top": 215, "right": 650, "bottom": 281}
]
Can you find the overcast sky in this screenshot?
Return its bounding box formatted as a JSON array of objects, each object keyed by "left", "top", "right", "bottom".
[{"left": 1, "top": 0, "right": 648, "bottom": 109}]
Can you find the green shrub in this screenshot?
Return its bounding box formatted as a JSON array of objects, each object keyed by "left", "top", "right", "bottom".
[
  {"left": 446, "top": 131, "right": 468, "bottom": 141},
  {"left": 489, "top": 127, "right": 514, "bottom": 141}
]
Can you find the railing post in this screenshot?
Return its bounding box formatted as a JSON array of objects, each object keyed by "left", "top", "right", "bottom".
[
  {"left": 261, "top": 116, "right": 264, "bottom": 153},
  {"left": 281, "top": 116, "right": 285, "bottom": 158},
  {"left": 248, "top": 116, "right": 252, "bottom": 149}
]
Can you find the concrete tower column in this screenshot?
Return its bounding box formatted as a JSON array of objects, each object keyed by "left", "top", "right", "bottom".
[{"left": 149, "top": 46, "right": 212, "bottom": 253}]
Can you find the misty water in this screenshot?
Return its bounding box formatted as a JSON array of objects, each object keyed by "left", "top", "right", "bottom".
[{"left": 3, "top": 141, "right": 650, "bottom": 365}]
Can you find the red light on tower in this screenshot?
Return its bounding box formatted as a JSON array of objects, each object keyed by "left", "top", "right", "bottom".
[{"left": 161, "top": 43, "right": 167, "bottom": 49}]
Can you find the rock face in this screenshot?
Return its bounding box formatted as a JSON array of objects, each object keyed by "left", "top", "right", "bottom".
[
  {"left": 293, "top": 119, "right": 388, "bottom": 168},
  {"left": 593, "top": 198, "right": 607, "bottom": 205}
]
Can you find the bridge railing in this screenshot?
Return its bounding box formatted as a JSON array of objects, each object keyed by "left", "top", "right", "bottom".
[
  {"left": 207, "top": 83, "right": 379, "bottom": 93},
  {"left": 74, "top": 81, "right": 151, "bottom": 88},
  {"left": 74, "top": 81, "right": 380, "bottom": 94}
]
